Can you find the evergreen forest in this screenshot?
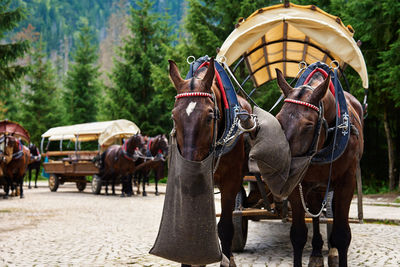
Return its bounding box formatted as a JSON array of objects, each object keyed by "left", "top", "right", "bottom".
[{"left": 1, "top": 0, "right": 400, "bottom": 193}]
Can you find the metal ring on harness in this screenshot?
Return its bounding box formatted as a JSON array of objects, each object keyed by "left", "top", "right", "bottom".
[
  {"left": 330, "top": 60, "right": 340, "bottom": 70},
  {"left": 216, "top": 55, "right": 226, "bottom": 64},
  {"left": 298, "top": 61, "right": 307, "bottom": 70},
  {"left": 187, "top": 56, "right": 196, "bottom": 65}
]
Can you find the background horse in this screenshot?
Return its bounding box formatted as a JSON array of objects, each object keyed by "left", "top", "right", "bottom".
[
  {"left": 1, "top": 135, "right": 30, "bottom": 198},
  {"left": 27, "top": 143, "right": 41, "bottom": 189},
  {"left": 99, "top": 134, "right": 144, "bottom": 196},
  {"left": 134, "top": 134, "right": 168, "bottom": 196},
  {"left": 169, "top": 58, "right": 252, "bottom": 266},
  {"left": 275, "top": 69, "right": 363, "bottom": 267}
]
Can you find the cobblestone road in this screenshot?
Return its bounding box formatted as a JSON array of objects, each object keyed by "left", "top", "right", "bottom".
[{"left": 1, "top": 182, "right": 399, "bottom": 266}]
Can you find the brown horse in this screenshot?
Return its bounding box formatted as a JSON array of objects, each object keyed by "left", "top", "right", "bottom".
[
  {"left": 275, "top": 68, "right": 363, "bottom": 267},
  {"left": 134, "top": 134, "right": 168, "bottom": 196},
  {"left": 0, "top": 135, "right": 30, "bottom": 198},
  {"left": 169, "top": 57, "right": 252, "bottom": 266},
  {"left": 99, "top": 134, "right": 144, "bottom": 195}
]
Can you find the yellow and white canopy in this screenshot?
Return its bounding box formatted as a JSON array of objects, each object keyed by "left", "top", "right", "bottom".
[
  {"left": 216, "top": 3, "right": 368, "bottom": 88},
  {"left": 41, "top": 119, "right": 140, "bottom": 147}
]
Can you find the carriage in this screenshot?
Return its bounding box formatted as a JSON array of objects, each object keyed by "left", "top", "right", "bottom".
[
  {"left": 0, "top": 120, "right": 30, "bottom": 197},
  {"left": 212, "top": 2, "right": 368, "bottom": 252},
  {"left": 41, "top": 119, "right": 140, "bottom": 193}
]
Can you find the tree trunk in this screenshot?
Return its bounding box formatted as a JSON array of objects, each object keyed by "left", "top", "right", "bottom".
[{"left": 383, "top": 108, "right": 395, "bottom": 191}]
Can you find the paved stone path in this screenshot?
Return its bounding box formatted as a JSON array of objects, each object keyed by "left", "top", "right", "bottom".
[{"left": 1, "top": 182, "right": 399, "bottom": 266}]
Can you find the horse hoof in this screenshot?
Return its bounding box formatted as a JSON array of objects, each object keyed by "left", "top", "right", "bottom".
[
  {"left": 328, "top": 248, "right": 339, "bottom": 267},
  {"left": 142, "top": 191, "right": 147, "bottom": 197},
  {"left": 308, "top": 256, "right": 324, "bottom": 267},
  {"left": 155, "top": 191, "right": 159, "bottom": 196},
  {"left": 28, "top": 186, "right": 31, "bottom": 189},
  {"left": 20, "top": 195, "right": 24, "bottom": 199},
  {"left": 3, "top": 195, "right": 8, "bottom": 199},
  {"left": 229, "top": 256, "right": 237, "bottom": 267},
  {"left": 34, "top": 186, "right": 38, "bottom": 188},
  {"left": 120, "top": 194, "right": 125, "bottom": 197}
]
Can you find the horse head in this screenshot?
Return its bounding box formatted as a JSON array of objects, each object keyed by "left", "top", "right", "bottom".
[
  {"left": 126, "top": 134, "right": 144, "bottom": 155},
  {"left": 169, "top": 57, "right": 222, "bottom": 161},
  {"left": 153, "top": 134, "right": 169, "bottom": 159},
  {"left": 275, "top": 69, "right": 332, "bottom": 157}
]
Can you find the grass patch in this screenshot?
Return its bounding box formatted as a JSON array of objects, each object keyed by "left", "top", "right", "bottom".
[
  {"left": 364, "top": 218, "right": 400, "bottom": 226},
  {"left": 0, "top": 209, "right": 12, "bottom": 213},
  {"left": 395, "top": 198, "right": 400, "bottom": 204}
]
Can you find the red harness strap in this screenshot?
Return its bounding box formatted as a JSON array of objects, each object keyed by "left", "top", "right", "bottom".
[
  {"left": 196, "top": 62, "right": 229, "bottom": 109},
  {"left": 304, "top": 68, "right": 335, "bottom": 96}
]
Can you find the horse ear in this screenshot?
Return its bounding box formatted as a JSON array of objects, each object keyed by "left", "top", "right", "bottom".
[
  {"left": 168, "top": 60, "right": 184, "bottom": 91},
  {"left": 275, "top": 68, "right": 292, "bottom": 97},
  {"left": 202, "top": 57, "right": 215, "bottom": 92},
  {"left": 310, "top": 73, "right": 331, "bottom": 105}
]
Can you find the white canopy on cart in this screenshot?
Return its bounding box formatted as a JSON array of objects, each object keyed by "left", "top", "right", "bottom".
[
  {"left": 216, "top": 3, "right": 368, "bottom": 88},
  {"left": 41, "top": 119, "right": 140, "bottom": 147}
]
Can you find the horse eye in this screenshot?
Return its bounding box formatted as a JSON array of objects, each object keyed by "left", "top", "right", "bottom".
[{"left": 207, "top": 114, "right": 214, "bottom": 123}]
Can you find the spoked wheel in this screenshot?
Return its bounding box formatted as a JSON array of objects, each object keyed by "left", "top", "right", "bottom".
[
  {"left": 231, "top": 186, "right": 248, "bottom": 252},
  {"left": 76, "top": 180, "right": 87, "bottom": 192},
  {"left": 48, "top": 174, "right": 59, "bottom": 192},
  {"left": 91, "top": 174, "right": 102, "bottom": 195}
]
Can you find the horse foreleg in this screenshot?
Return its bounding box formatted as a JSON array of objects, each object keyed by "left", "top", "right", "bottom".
[
  {"left": 289, "top": 187, "right": 308, "bottom": 267},
  {"left": 309, "top": 217, "right": 324, "bottom": 267},
  {"left": 19, "top": 175, "right": 24, "bottom": 198},
  {"left": 112, "top": 179, "right": 115, "bottom": 195},
  {"left": 34, "top": 167, "right": 39, "bottom": 188},
  {"left": 329, "top": 175, "right": 355, "bottom": 267},
  {"left": 3, "top": 175, "right": 11, "bottom": 199},
  {"left": 142, "top": 172, "right": 147, "bottom": 196},
  {"left": 218, "top": 186, "right": 239, "bottom": 267},
  {"left": 28, "top": 167, "right": 32, "bottom": 189}
]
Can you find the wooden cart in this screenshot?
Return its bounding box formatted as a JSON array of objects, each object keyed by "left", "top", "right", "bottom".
[
  {"left": 214, "top": 2, "right": 367, "bottom": 251},
  {"left": 41, "top": 119, "right": 140, "bottom": 193}
]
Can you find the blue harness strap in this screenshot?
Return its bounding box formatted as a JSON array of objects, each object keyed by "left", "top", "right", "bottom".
[
  {"left": 295, "top": 62, "right": 350, "bottom": 164},
  {"left": 185, "top": 56, "right": 242, "bottom": 156}
]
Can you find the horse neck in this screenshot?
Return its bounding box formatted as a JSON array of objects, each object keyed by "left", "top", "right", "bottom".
[{"left": 125, "top": 138, "right": 137, "bottom": 154}]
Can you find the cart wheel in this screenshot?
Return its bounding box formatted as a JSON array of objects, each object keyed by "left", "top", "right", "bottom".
[
  {"left": 76, "top": 180, "right": 87, "bottom": 192},
  {"left": 231, "top": 187, "right": 248, "bottom": 252},
  {"left": 48, "top": 174, "right": 59, "bottom": 192},
  {"left": 91, "top": 174, "right": 102, "bottom": 195}
]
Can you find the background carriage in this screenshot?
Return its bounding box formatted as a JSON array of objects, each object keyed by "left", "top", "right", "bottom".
[
  {"left": 213, "top": 2, "right": 368, "bottom": 252},
  {"left": 0, "top": 120, "right": 31, "bottom": 196},
  {"left": 40, "top": 119, "right": 140, "bottom": 193}
]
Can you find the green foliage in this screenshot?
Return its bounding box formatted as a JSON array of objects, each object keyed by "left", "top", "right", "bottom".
[
  {"left": 0, "top": 0, "right": 29, "bottom": 118},
  {"left": 64, "top": 24, "right": 102, "bottom": 124},
  {"left": 20, "top": 43, "right": 63, "bottom": 145},
  {"left": 105, "top": 0, "right": 173, "bottom": 135}
]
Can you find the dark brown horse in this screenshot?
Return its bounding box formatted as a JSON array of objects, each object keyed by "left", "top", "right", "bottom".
[
  {"left": 275, "top": 69, "right": 363, "bottom": 267},
  {"left": 134, "top": 134, "right": 168, "bottom": 196},
  {"left": 99, "top": 134, "right": 144, "bottom": 195},
  {"left": 0, "top": 135, "right": 30, "bottom": 198},
  {"left": 27, "top": 143, "right": 41, "bottom": 189},
  {"left": 169, "top": 57, "right": 252, "bottom": 266}
]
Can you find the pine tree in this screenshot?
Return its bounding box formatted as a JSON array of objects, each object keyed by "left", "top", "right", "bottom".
[
  {"left": 106, "top": 0, "right": 172, "bottom": 135},
  {"left": 20, "top": 43, "right": 62, "bottom": 145},
  {"left": 0, "top": 0, "right": 30, "bottom": 118},
  {"left": 64, "top": 22, "right": 102, "bottom": 124}
]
